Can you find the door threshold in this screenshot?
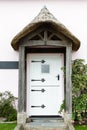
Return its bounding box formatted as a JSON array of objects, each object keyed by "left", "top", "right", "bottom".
[
  {"left": 30, "top": 115, "right": 62, "bottom": 117},
  {"left": 26, "top": 116, "right": 64, "bottom": 123},
  {"left": 29, "top": 115, "right": 63, "bottom": 120}
]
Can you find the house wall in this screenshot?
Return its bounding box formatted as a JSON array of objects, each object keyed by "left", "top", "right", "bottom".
[{"left": 0, "top": 0, "right": 87, "bottom": 97}]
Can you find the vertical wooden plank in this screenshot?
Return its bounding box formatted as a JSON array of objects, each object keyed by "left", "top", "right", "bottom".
[
  {"left": 18, "top": 46, "right": 26, "bottom": 112},
  {"left": 66, "top": 45, "right": 72, "bottom": 114},
  {"left": 44, "top": 30, "right": 47, "bottom": 45},
  {"left": 64, "top": 51, "right": 66, "bottom": 100}
]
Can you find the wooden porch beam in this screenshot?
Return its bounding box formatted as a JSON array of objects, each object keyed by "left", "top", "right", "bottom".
[
  {"left": 21, "top": 40, "right": 69, "bottom": 47},
  {"left": 18, "top": 46, "right": 26, "bottom": 112},
  {"left": 66, "top": 45, "right": 72, "bottom": 115}
]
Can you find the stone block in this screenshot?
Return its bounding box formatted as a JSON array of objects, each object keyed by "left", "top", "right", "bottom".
[{"left": 17, "top": 112, "right": 27, "bottom": 124}]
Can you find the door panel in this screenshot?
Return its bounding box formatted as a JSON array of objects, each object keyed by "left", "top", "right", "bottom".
[{"left": 27, "top": 54, "right": 64, "bottom": 116}]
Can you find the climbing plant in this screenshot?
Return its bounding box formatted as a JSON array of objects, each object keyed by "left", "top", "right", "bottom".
[
  {"left": 59, "top": 59, "right": 87, "bottom": 124},
  {"left": 72, "top": 59, "right": 87, "bottom": 123}
]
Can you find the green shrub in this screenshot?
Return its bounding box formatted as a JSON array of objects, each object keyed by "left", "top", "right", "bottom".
[
  {"left": 0, "top": 91, "right": 17, "bottom": 121},
  {"left": 72, "top": 59, "right": 87, "bottom": 122},
  {"left": 59, "top": 59, "right": 87, "bottom": 123}
]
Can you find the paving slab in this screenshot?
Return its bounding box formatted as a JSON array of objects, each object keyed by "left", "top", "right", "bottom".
[{"left": 24, "top": 118, "right": 68, "bottom": 130}]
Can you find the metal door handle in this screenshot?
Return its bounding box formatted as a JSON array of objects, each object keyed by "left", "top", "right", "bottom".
[
  {"left": 31, "top": 89, "right": 45, "bottom": 93},
  {"left": 56, "top": 74, "right": 60, "bottom": 80}
]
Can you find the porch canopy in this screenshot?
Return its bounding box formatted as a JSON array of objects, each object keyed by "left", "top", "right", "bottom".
[
  {"left": 11, "top": 6, "right": 80, "bottom": 51},
  {"left": 11, "top": 7, "right": 81, "bottom": 123}
]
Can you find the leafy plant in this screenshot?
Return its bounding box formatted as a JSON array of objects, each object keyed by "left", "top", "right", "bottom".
[
  {"left": 59, "top": 59, "right": 87, "bottom": 124},
  {"left": 59, "top": 100, "right": 65, "bottom": 114},
  {"left": 0, "top": 91, "right": 17, "bottom": 121}
]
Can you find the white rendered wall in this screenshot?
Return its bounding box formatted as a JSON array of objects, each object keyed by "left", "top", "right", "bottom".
[{"left": 0, "top": 0, "right": 87, "bottom": 97}]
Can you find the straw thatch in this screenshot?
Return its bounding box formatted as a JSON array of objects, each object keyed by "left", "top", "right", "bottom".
[{"left": 11, "top": 6, "right": 80, "bottom": 51}]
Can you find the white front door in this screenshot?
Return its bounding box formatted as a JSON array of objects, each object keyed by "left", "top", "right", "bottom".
[{"left": 27, "top": 54, "right": 64, "bottom": 116}]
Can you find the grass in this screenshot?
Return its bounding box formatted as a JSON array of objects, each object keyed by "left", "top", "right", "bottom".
[
  {"left": 0, "top": 123, "right": 16, "bottom": 130},
  {"left": 75, "top": 125, "right": 87, "bottom": 130},
  {"left": 0, "top": 123, "right": 87, "bottom": 130}
]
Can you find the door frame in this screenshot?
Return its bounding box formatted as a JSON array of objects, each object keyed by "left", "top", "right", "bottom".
[{"left": 18, "top": 43, "right": 72, "bottom": 120}]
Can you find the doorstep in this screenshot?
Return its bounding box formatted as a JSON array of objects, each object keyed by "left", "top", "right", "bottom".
[{"left": 24, "top": 118, "right": 68, "bottom": 130}]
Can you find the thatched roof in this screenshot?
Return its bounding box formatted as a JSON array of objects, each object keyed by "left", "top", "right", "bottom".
[{"left": 11, "top": 6, "right": 80, "bottom": 51}]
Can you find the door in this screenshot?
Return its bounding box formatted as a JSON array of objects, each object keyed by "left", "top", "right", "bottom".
[{"left": 27, "top": 54, "right": 64, "bottom": 116}]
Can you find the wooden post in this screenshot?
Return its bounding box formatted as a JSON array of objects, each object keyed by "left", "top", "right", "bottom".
[
  {"left": 66, "top": 45, "right": 72, "bottom": 116},
  {"left": 18, "top": 46, "right": 26, "bottom": 112}
]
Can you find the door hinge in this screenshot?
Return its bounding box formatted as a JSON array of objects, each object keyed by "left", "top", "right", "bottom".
[
  {"left": 31, "top": 104, "right": 46, "bottom": 108},
  {"left": 31, "top": 78, "right": 45, "bottom": 82},
  {"left": 31, "top": 60, "right": 45, "bottom": 63},
  {"left": 31, "top": 89, "right": 45, "bottom": 93}
]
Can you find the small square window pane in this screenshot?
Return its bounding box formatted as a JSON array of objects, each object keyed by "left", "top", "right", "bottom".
[{"left": 41, "top": 64, "right": 50, "bottom": 73}]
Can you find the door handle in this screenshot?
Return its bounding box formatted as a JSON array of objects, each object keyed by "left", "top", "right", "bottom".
[
  {"left": 31, "top": 89, "right": 45, "bottom": 93},
  {"left": 56, "top": 74, "right": 60, "bottom": 80}
]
